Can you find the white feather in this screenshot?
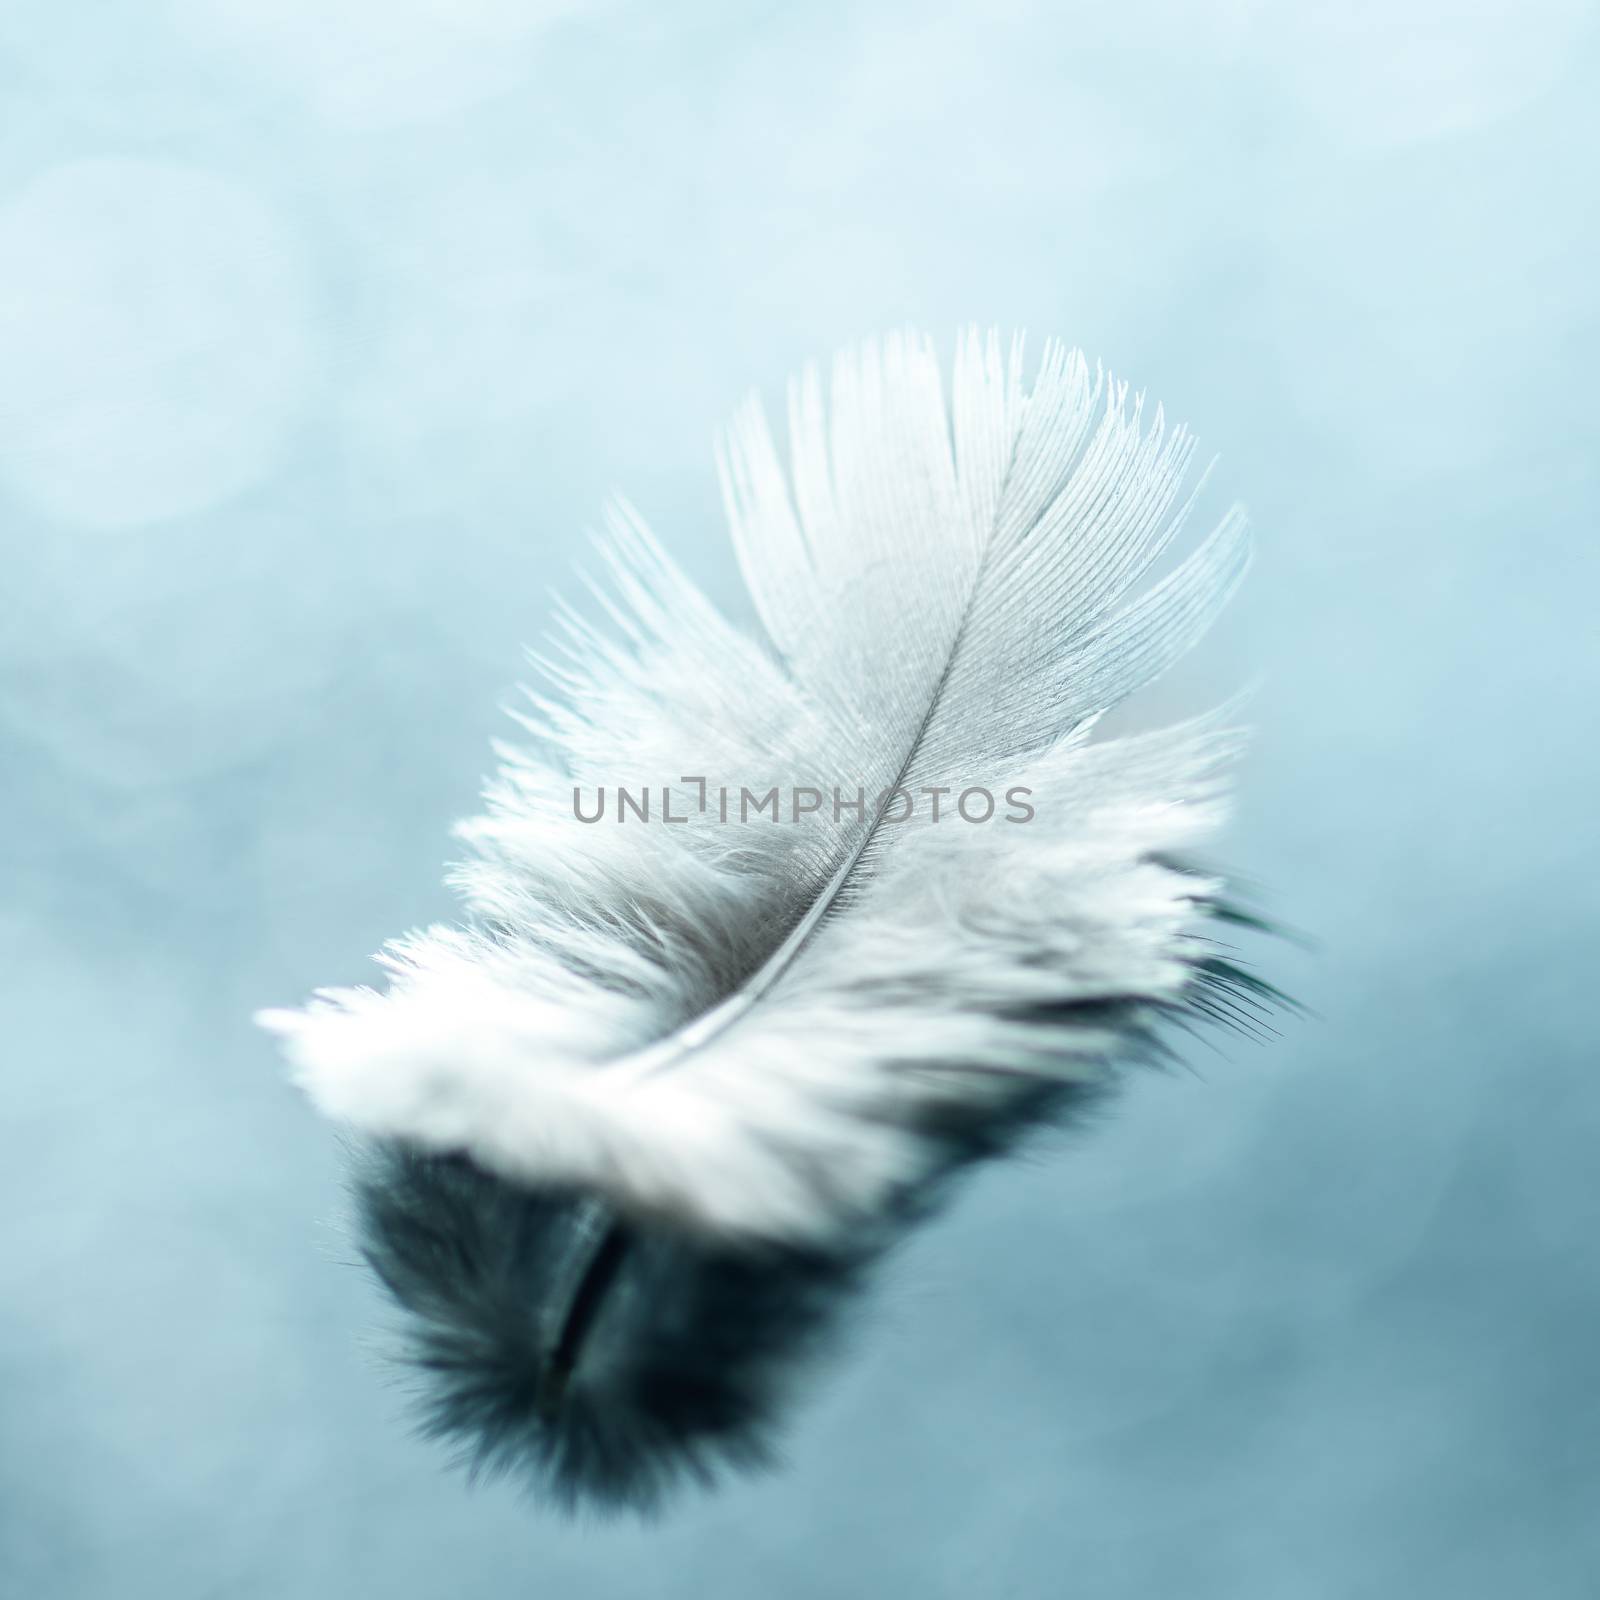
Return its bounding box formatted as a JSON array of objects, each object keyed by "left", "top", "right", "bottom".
[{"left": 258, "top": 329, "right": 1251, "bottom": 1241}]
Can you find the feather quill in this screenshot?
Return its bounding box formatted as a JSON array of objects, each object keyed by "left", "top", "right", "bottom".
[{"left": 259, "top": 329, "right": 1274, "bottom": 1510}]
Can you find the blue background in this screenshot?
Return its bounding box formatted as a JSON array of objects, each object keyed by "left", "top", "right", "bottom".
[{"left": 2, "top": 3, "right": 1597, "bottom": 1594}]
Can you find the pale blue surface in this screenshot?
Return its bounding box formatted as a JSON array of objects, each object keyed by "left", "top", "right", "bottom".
[{"left": 2, "top": 4, "right": 1598, "bottom": 1595}]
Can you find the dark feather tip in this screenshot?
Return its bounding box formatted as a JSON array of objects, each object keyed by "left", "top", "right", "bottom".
[{"left": 352, "top": 1143, "right": 882, "bottom": 1514}]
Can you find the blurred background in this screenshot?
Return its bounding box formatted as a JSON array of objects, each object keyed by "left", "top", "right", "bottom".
[{"left": 2, "top": 3, "right": 1597, "bottom": 1595}]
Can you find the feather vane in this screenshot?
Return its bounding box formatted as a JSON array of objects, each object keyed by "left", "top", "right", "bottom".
[{"left": 258, "top": 329, "right": 1270, "bottom": 1508}]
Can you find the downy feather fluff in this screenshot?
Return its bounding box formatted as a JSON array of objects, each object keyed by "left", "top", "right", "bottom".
[{"left": 259, "top": 329, "right": 1275, "bottom": 1510}]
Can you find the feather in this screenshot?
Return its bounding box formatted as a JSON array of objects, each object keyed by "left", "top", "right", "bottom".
[{"left": 258, "top": 328, "right": 1274, "bottom": 1509}]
